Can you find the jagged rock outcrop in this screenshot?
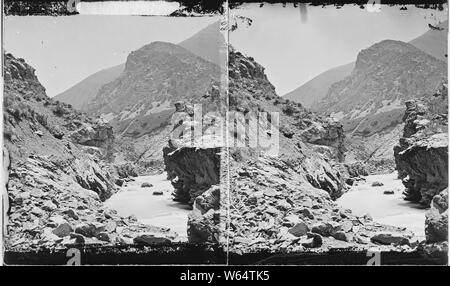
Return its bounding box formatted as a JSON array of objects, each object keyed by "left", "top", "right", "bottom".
[
  {"left": 425, "top": 188, "right": 448, "bottom": 243},
  {"left": 187, "top": 186, "right": 221, "bottom": 243},
  {"left": 164, "top": 145, "right": 220, "bottom": 204},
  {"left": 418, "top": 188, "right": 448, "bottom": 264},
  {"left": 3, "top": 53, "right": 176, "bottom": 250},
  {"left": 299, "top": 120, "right": 346, "bottom": 162},
  {"left": 68, "top": 120, "right": 114, "bottom": 149},
  {"left": 394, "top": 82, "right": 448, "bottom": 263},
  {"left": 162, "top": 95, "right": 225, "bottom": 242},
  {"left": 162, "top": 86, "right": 224, "bottom": 205},
  {"left": 3, "top": 53, "right": 116, "bottom": 200},
  {"left": 394, "top": 83, "right": 448, "bottom": 206},
  {"left": 228, "top": 48, "right": 347, "bottom": 197}
]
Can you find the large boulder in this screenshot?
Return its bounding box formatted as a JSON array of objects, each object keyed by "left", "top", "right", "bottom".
[
  {"left": 420, "top": 188, "right": 449, "bottom": 264},
  {"left": 425, "top": 189, "right": 448, "bottom": 244},
  {"left": 68, "top": 120, "right": 114, "bottom": 149}
]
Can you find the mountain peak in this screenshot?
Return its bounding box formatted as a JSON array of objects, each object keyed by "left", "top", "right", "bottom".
[
  {"left": 88, "top": 40, "right": 220, "bottom": 137},
  {"left": 316, "top": 39, "right": 446, "bottom": 136},
  {"left": 354, "top": 40, "right": 428, "bottom": 72},
  {"left": 54, "top": 21, "right": 224, "bottom": 109},
  {"left": 282, "top": 21, "right": 448, "bottom": 106},
  {"left": 125, "top": 41, "right": 195, "bottom": 72},
  {"left": 133, "top": 41, "right": 184, "bottom": 52}
]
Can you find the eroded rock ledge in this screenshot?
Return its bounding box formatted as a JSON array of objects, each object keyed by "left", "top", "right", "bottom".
[
  {"left": 164, "top": 144, "right": 220, "bottom": 204},
  {"left": 394, "top": 83, "right": 448, "bottom": 206}
]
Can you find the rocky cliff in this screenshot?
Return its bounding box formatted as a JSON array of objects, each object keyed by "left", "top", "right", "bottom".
[
  {"left": 3, "top": 53, "right": 176, "bottom": 250},
  {"left": 394, "top": 82, "right": 448, "bottom": 206},
  {"left": 394, "top": 83, "right": 448, "bottom": 263}
]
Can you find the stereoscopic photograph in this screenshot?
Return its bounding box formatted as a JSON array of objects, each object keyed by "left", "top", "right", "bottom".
[{"left": 0, "top": 0, "right": 448, "bottom": 268}]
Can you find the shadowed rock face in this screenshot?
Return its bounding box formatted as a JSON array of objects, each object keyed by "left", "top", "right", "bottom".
[
  {"left": 164, "top": 145, "right": 220, "bottom": 204},
  {"left": 394, "top": 83, "right": 448, "bottom": 206}
]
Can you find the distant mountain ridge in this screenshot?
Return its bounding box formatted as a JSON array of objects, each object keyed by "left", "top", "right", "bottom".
[
  {"left": 88, "top": 41, "right": 220, "bottom": 137},
  {"left": 283, "top": 20, "right": 448, "bottom": 106},
  {"left": 316, "top": 40, "right": 446, "bottom": 137},
  {"left": 409, "top": 20, "right": 448, "bottom": 61},
  {"left": 53, "top": 21, "right": 223, "bottom": 109},
  {"left": 178, "top": 21, "right": 224, "bottom": 66},
  {"left": 53, "top": 63, "right": 124, "bottom": 109},
  {"left": 283, "top": 62, "right": 355, "bottom": 108}
]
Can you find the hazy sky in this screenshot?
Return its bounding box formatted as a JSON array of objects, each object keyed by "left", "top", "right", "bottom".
[
  {"left": 230, "top": 4, "right": 448, "bottom": 95},
  {"left": 3, "top": 4, "right": 448, "bottom": 97},
  {"left": 3, "top": 16, "right": 219, "bottom": 97}
]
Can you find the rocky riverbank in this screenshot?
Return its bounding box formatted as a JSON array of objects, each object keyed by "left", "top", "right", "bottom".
[
  {"left": 337, "top": 172, "right": 427, "bottom": 240},
  {"left": 105, "top": 173, "right": 190, "bottom": 242}
]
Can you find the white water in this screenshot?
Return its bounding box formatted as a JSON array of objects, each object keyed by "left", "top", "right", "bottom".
[
  {"left": 104, "top": 173, "right": 190, "bottom": 241},
  {"left": 105, "top": 171, "right": 427, "bottom": 242},
  {"left": 337, "top": 172, "right": 427, "bottom": 240}
]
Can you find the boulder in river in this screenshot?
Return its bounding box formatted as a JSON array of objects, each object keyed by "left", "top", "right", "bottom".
[{"left": 141, "top": 182, "right": 153, "bottom": 188}]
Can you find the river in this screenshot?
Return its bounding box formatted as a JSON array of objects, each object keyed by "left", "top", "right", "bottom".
[
  {"left": 105, "top": 171, "right": 427, "bottom": 243},
  {"left": 104, "top": 173, "right": 191, "bottom": 242},
  {"left": 337, "top": 172, "right": 427, "bottom": 240}
]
